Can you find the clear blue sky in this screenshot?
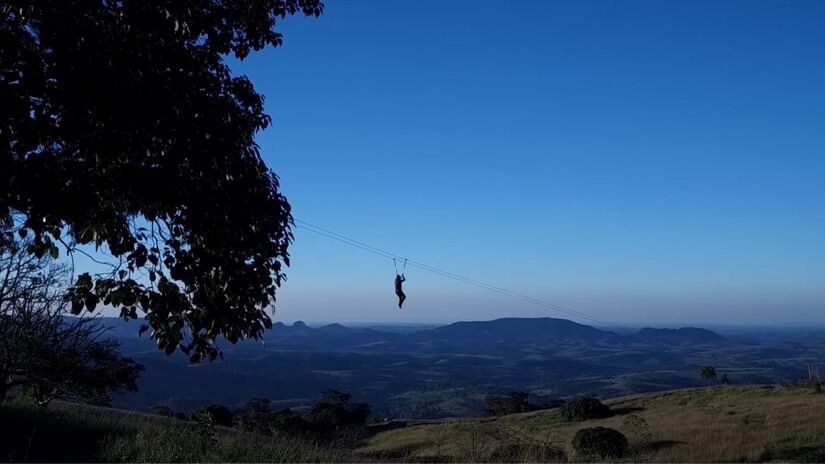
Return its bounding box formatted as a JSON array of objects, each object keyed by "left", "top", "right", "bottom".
[{"left": 227, "top": 0, "right": 825, "bottom": 327}]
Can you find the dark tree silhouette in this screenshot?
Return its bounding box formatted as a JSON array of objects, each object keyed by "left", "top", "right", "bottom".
[
  {"left": 0, "top": 234, "right": 62, "bottom": 398},
  {"left": 572, "top": 427, "right": 628, "bottom": 460},
  {"left": 700, "top": 366, "right": 718, "bottom": 384},
  {"left": 231, "top": 391, "right": 371, "bottom": 440},
  {"left": 1, "top": 0, "right": 323, "bottom": 361},
  {"left": 720, "top": 372, "right": 730, "bottom": 385},
  {"left": 234, "top": 398, "right": 276, "bottom": 433},
  {"left": 308, "top": 389, "right": 370, "bottom": 435},
  {"left": 27, "top": 321, "right": 144, "bottom": 408},
  {"left": 192, "top": 404, "right": 234, "bottom": 427},
  {"left": 0, "top": 237, "right": 143, "bottom": 407}
]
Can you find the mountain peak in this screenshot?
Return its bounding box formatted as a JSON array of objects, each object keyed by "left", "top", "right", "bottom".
[
  {"left": 420, "top": 317, "right": 619, "bottom": 343},
  {"left": 634, "top": 327, "right": 725, "bottom": 344}
]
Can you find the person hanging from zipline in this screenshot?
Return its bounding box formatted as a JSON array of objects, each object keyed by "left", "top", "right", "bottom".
[
  {"left": 394, "top": 258, "right": 407, "bottom": 308},
  {"left": 394, "top": 273, "right": 406, "bottom": 308}
]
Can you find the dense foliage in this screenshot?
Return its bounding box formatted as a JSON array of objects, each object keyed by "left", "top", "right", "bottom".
[
  {"left": 192, "top": 404, "right": 234, "bottom": 427},
  {"left": 234, "top": 398, "right": 279, "bottom": 433},
  {"left": 572, "top": 426, "right": 628, "bottom": 459},
  {"left": 559, "top": 396, "right": 611, "bottom": 421},
  {"left": 308, "top": 390, "right": 371, "bottom": 436},
  {"left": 233, "top": 390, "right": 370, "bottom": 442},
  {"left": 1, "top": 0, "right": 323, "bottom": 362}
]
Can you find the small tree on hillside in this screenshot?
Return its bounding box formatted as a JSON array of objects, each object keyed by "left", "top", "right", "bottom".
[
  {"left": 720, "top": 373, "right": 730, "bottom": 385},
  {"left": 270, "top": 408, "right": 309, "bottom": 435},
  {"left": 572, "top": 427, "right": 628, "bottom": 460},
  {"left": 307, "top": 389, "right": 370, "bottom": 436},
  {"left": 27, "top": 325, "right": 143, "bottom": 408},
  {"left": 700, "top": 366, "right": 718, "bottom": 385},
  {"left": 235, "top": 398, "right": 275, "bottom": 433},
  {"left": 0, "top": 236, "right": 143, "bottom": 407},
  {"left": 192, "top": 404, "right": 234, "bottom": 427},
  {"left": 0, "top": 233, "right": 65, "bottom": 398}
]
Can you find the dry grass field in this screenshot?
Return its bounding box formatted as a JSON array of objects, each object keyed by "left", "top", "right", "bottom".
[{"left": 358, "top": 384, "right": 825, "bottom": 462}]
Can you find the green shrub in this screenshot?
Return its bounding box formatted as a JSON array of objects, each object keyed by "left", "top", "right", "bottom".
[
  {"left": 192, "top": 404, "right": 234, "bottom": 427},
  {"left": 559, "top": 396, "right": 611, "bottom": 421},
  {"left": 572, "top": 427, "right": 628, "bottom": 459}
]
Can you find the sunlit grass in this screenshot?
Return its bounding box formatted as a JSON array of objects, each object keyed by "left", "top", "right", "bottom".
[{"left": 361, "top": 384, "right": 825, "bottom": 462}]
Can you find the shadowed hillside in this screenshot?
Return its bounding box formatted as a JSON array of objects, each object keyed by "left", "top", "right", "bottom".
[{"left": 0, "top": 399, "right": 350, "bottom": 463}]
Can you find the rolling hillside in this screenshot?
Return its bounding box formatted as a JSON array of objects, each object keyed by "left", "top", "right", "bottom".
[{"left": 358, "top": 383, "right": 825, "bottom": 462}]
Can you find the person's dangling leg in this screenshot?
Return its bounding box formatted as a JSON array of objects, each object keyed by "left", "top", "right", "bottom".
[{"left": 398, "top": 291, "right": 406, "bottom": 309}]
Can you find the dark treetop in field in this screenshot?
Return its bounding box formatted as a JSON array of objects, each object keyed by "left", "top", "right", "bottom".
[{"left": 0, "top": 0, "right": 323, "bottom": 361}]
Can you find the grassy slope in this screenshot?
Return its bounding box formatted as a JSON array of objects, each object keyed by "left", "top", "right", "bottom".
[
  {"left": 359, "top": 384, "right": 825, "bottom": 462},
  {"left": 6, "top": 384, "right": 825, "bottom": 463},
  {"left": 1, "top": 399, "right": 349, "bottom": 463}
]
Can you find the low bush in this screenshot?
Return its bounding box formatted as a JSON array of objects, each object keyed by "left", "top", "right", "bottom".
[
  {"left": 191, "top": 404, "right": 234, "bottom": 427},
  {"left": 572, "top": 426, "right": 628, "bottom": 459},
  {"left": 559, "top": 396, "right": 611, "bottom": 421}
]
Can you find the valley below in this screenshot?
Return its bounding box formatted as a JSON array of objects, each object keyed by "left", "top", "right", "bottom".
[{"left": 109, "top": 317, "right": 825, "bottom": 418}]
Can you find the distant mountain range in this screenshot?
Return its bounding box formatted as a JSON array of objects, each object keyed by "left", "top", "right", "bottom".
[
  {"left": 104, "top": 315, "right": 804, "bottom": 419},
  {"left": 105, "top": 316, "right": 729, "bottom": 349},
  {"left": 247, "top": 317, "right": 728, "bottom": 350}
]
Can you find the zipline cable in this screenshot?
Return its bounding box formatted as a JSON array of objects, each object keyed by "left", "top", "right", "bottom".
[
  {"left": 295, "top": 219, "right": 627, "bottom": 330},
  {"left": 295, "top": 220, "right": 624, "bottom": 329}
]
